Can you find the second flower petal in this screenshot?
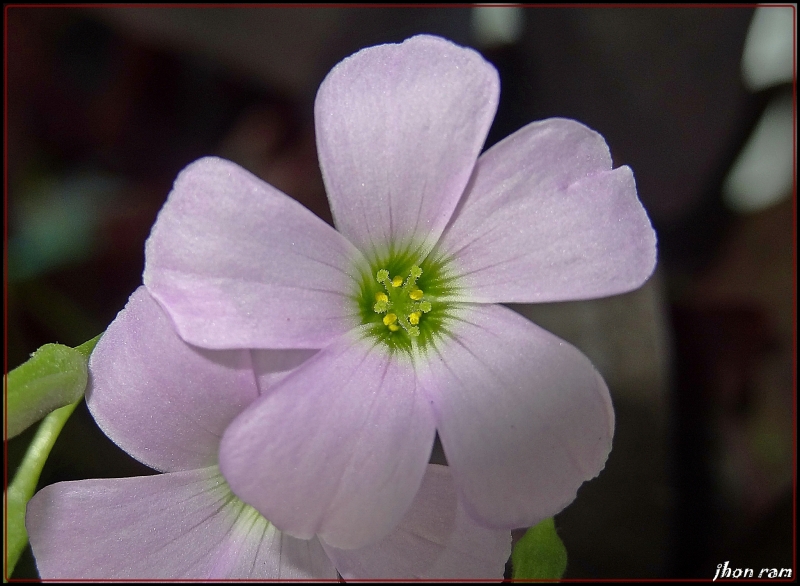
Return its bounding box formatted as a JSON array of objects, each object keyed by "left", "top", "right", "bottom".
[
  {"left": 219, "top": 334, "right": 437, "bottom": 550},
  {"left": 87, "top": 287, "right": 258, "bottom": 473},
  {"left": 323, "top": 464, "right": 511, "bottom": 579},
  {"left": 26, "top": 467, "right": 337, "bottom": 579}
]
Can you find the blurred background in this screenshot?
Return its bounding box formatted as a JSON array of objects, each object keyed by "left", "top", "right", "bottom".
[{"left": 5, "top": 5, "right": 795, "bottom": 579}]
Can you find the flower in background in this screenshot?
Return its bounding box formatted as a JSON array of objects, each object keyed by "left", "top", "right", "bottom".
[
  {"left": 25, "top": 287, "right": 510, "bottom": 579},
  {"left": 144, "top": 35, "right": 657, "bottom": 549}
]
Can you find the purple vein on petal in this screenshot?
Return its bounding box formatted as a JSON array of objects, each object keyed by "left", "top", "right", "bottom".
[
  {"left": 439, "top": 215, "right": 508, "bottom": 261},
  {"left": 206, "top": 499, "right": 252, "bottom": 576},
  {"left": 250, "top": 520, "right": 270, "bottom": 577},
  {"left": 449, "top": 247, "right": 530, "bottom": 280},
  {"left": 128, "top": 477, "right": 236, "bottom": 569}
]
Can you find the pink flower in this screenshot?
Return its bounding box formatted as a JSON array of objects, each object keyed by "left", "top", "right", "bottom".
[
  {"left": 144, "top": 35, "right": 657, "bottom": 549},
  {"left": 26, "top": 287, "right": 511, "bottom": 579}
]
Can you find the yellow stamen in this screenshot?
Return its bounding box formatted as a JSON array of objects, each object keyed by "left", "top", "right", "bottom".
[{"left": 370, "top": 264, "right": 437, "bottom": 340}]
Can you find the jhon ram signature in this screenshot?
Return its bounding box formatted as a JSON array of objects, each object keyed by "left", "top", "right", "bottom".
[{"left": 713, "top": 561, "right": 792, "bottom": 581}]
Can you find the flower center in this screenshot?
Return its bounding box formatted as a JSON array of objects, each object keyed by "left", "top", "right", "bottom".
[
  {"left": 372, "top": 266, "right": 432, "bottom": 338},
  {"left": 352, "top": 248, "right": 458, "bottom": 355}
]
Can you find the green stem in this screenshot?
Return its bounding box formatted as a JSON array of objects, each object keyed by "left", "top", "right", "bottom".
[
  {"left": 5, "top": 401, "right": 80, "bottom": 577},
  {"left": 4, "top": 334, "right": 100, "bottom": 579}
]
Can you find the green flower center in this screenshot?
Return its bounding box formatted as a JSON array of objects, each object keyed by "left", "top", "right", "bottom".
[
  {"left": 353, "top": 248, "right": 458, "bottom": 355},
  {"left": 372, "top": 266, "right": 431, "bottom": 338}
]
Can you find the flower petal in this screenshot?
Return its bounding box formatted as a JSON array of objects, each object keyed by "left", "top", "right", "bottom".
[
  {"left": 87, "top": 286, "right": 258, "bottom": 472},
  {"left": 322, "top": 464, "right": 511, "bottom": 579},
  {"left": 418, "top": 303, "right": 614, "bottom": 530},
  {"left": 315, "top": 34, "right": 499, "bottom": 258},
  {"left": 251, "top": 348, "right": 319, "bottom": 394},
  {"left": 144, "top": 156, "right": 363, "bottom": 350},
  {"left": 219, "top": 334, "right": 437, "bottom": 550},
  {"left": 435, "top": 118, "right": 657, "bottom": 303},
  {"left": 26, "top": 467, "right": 337, "bottom": 579}
]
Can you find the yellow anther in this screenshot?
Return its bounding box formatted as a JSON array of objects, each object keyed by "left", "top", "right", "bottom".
[{"left": 370, "top": 264, "right": 436, "bottom": 339}]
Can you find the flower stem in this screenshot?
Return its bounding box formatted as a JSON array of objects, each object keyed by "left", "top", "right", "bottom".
[{"left": 4, "top": 334, "right": 101, "bottom": 579}]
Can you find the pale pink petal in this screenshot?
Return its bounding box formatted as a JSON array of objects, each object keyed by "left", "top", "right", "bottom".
[
  {"left": 435, "top": 118, "right": 657, "bottom": 303},
  {"left": 323, "top": 464, "right": 510, "bottom": 579},
  {"left": 417, "top": 303, "right": 614, "bottom": 530},
  {"left": 26, "top": 468, "right": 337, "bottom": 579},
  {"left": 315, "top": 34, "right": 499, "bottom": 258},
  {"left": 219, "top": 334, "right": 436, "bottom": 550},
  {"left": 144, "top": 156, "right": 363, "bottom": 350},
  {"left": 250, "top": 348, "right": 318, "bottom": 394},
  {"left": 87, "top": 287, "right": 258, "bottom": 472}
]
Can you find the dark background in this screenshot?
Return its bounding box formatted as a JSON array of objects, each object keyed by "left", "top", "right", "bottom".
[{"left": 5, "top": 6, "right": 795, "bottom": 579}]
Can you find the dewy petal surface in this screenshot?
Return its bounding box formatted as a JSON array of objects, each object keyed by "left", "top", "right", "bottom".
[
  {"left": 144, "top": 156, "right": 363, "bottom": 350},
  {"left": 435, "top": 118, "right": 657, "bottom": 303},
  {"left": 418, "top": 303, "right": 614, "bottom": 530},
  {"left": 26, "top": 467, "right": 337, "bottom": 579},
  {"left": 315, "top": 34, "right": 499, "bottom": 258},
  {"left": 87, "top": 286, "right": 258, "bottom": 473},
  {"left": 323, "top": 464, "right": 510, "bottom": 579},
  {"left": 220, "top": 334, "right": 436, "bottom": 550}
]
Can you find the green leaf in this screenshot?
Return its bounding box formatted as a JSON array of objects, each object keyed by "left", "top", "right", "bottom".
[
  {"left": 6, "top": 344, "right": 89, "bottom": 439},
  {"left": 511, "top": 517, "right": 568, "bottom": 581},
  {"left": 4, "top": 334, "right": 101, "bottom": 579}
]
